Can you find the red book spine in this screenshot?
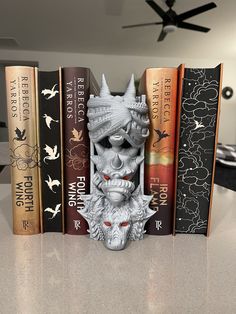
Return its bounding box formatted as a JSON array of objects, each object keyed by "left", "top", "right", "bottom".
[{"left": 62, "top": 67, "right": 90, "bottom": 234}]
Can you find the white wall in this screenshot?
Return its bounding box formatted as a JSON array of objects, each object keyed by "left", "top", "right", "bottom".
[
  {"left": 0, "top": 67, "right": 6, "bottom": 123},
  {"left": 0, "top": 49, "right": 235, "bottom": 144}
]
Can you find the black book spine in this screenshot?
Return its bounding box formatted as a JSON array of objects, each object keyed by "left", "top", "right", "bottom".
[
  {"left": 175, "top": 65, "right": 222, "bottom": 234},
  {"left": 38, "top": 70, "right": 63, "bottom": 232}
]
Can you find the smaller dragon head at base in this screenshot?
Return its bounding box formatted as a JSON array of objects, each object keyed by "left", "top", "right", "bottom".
[{"left": 80, "top": 187, "right": 155, "bottom": 251}]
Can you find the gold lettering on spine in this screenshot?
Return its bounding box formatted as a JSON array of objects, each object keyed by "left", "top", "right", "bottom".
[
  {"left": 68, "top": 177, "right": 86, "bottom": 211},
  {"left": 151, "top": 77, "right": 171, "bottom": 125},
  {"left": 65, "top": 77, "right": 86, "bottom": 122},
  {"left": 77, "top": 78, "right": 85, "bottom": 123},
  {"left": 150, "top": 177, "right": 168, "bottom": 210}
]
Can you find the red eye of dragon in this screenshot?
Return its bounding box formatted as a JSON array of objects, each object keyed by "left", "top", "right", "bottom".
[
  {"left": 104, "top": 221, "right": 112, "bottom": 227},
  {"left": 103, "top": 175, "right": 110, "bottom": 181},
  {"left": 123, "top": 175, "right": 130, "bottom": 180},
  {"left": 120, "top": 221, "right": 129, "bottom": 227}
]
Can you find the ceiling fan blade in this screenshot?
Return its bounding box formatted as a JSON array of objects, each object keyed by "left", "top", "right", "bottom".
[
  {"left": 178, "top": 21, "right": 210, "bottom": 32},
  {"left": 157, "top": 30, "right": 167, "bottom": 41},
  {"left": 122, "top": 22, "right": 163, "bottom": 29},
  {"left": 177, "top": 2, "right": 217, "bottom": 21},
  {"left": 146, "top": 0, "right": 166, "bottom": 19}
]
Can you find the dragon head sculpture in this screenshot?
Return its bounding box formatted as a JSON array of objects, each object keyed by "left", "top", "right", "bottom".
[
  {"left": 87, "top": 74, "right": 150, "bottom": 148},
  {"left": 80, "top": 187, "right": 154, "bottom": 250},
  {"left": 79, "top": 75, "right": 155, "bottom": 250}
]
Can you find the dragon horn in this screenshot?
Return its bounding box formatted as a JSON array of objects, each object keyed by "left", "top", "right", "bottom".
[
  {"left": 100, "top": 74, "right": 111, "bottom": 98},
  {"left": 111, "top": 154, "right": 123, "bottom": 170},
  {"left": 124, "top": 74, "right": 136, "bottom": 100}
]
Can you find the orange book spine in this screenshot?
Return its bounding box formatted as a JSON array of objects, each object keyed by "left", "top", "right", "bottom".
[
  {"left": 140, "top": 68, "right": 178, "bottom": 235},
  {"left": 5, "top": 66, "right": 40, "bottom": 234}
]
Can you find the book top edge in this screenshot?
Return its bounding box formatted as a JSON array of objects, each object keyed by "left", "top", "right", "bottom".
[
  {"left": 143, "top": 63, "right": 222, "bottom": 72},
  {"left": 60, "top": 66, "right": 91, "bottom": 71},
  {"left": 145, "top": 67, "right": 179, "bottom": 71},
  {"left": 5, "top": 65, "right": 36, "bottom": 69}
]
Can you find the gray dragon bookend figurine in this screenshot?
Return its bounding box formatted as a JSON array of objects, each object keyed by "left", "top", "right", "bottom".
[{"left": 79, "top": 74, "right": 155, "bottom": 250}]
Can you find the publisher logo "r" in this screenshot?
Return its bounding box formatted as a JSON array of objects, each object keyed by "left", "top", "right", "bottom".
[
  {"left": 155, "top": 220, "right": 162, "bottom": 230},
  {"left": 74, "top": 220, "right": 81, "bottom": 230}
]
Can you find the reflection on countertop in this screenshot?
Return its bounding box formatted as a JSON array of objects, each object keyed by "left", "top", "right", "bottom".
[{"left": 0, "top": 184, "right": 235, "bottom": 314}]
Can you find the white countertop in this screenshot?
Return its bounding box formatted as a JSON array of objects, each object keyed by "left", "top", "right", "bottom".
[{"left": 0, "top": 184, "right": 235, "bottom": 314}]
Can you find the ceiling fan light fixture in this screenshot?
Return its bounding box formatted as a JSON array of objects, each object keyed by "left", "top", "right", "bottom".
[
  {"left": 122, "top": 0, "right": 217, "bottom": 42},
  {"left": 163, "top": 24, "right": 177, "bottom": 33}
]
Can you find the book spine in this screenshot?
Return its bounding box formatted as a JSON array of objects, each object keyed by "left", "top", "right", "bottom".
[
  {"left": 141, "top": 68, "right": 178, "bottom": 235},
  {"left": 5, "top": 66, "right": 40, "bottom": 234},
  {"left": 207, "top": 64, "right": 223, "bottom": 236},
  {"left": 175, "top": 65, "right": 222, "bottom": 234},
  {"left": 173, "top": 64, "right": 185, "bottom": 235},
  {"left": 62, "top": 67, "right": 90, "bottom": 234},
  {"left": 38, "top": 70, "right": 63, "bottom": 232}
]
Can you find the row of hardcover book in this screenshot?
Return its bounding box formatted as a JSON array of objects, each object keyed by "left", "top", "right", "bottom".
[{"left": 5, "top": 64, "right": 223, "bottom": 236}]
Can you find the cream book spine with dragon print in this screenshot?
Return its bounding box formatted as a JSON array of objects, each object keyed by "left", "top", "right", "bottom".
[{"left": 5, "top": 66, "right": 40, "bottom": 234}]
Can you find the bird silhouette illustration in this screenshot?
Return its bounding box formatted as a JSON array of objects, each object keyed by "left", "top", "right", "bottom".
[
  {"left": 193, "top": 120, "right": 204, "bottom": 130},
  {"left": 45, "top": 175, "right": 61, "bottom": 193},
  {"left": 14, "top": 128, "right": 26, "bottom": 141},
  {"left": 153, "top": 129, "right": 170, "bottom": 147},
  {"left": 42, "top": 114, "right": 59, "bottom": 129},
  {"left": 69, "top": 128, "right": 83, "bottom": 144},
  {"left": 44, "top": 204, "right": 61, "bottom": 219},
  {"left": 41, "top": 84, "right": 59, "bottom": 100},
  {"left": 43, "top": 145, "right": 60, "bottom": 164}
]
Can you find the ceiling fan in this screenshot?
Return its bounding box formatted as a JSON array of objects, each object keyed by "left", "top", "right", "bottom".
[{"left": 122, "top": 0, "right": 217, "bottom": 41}]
